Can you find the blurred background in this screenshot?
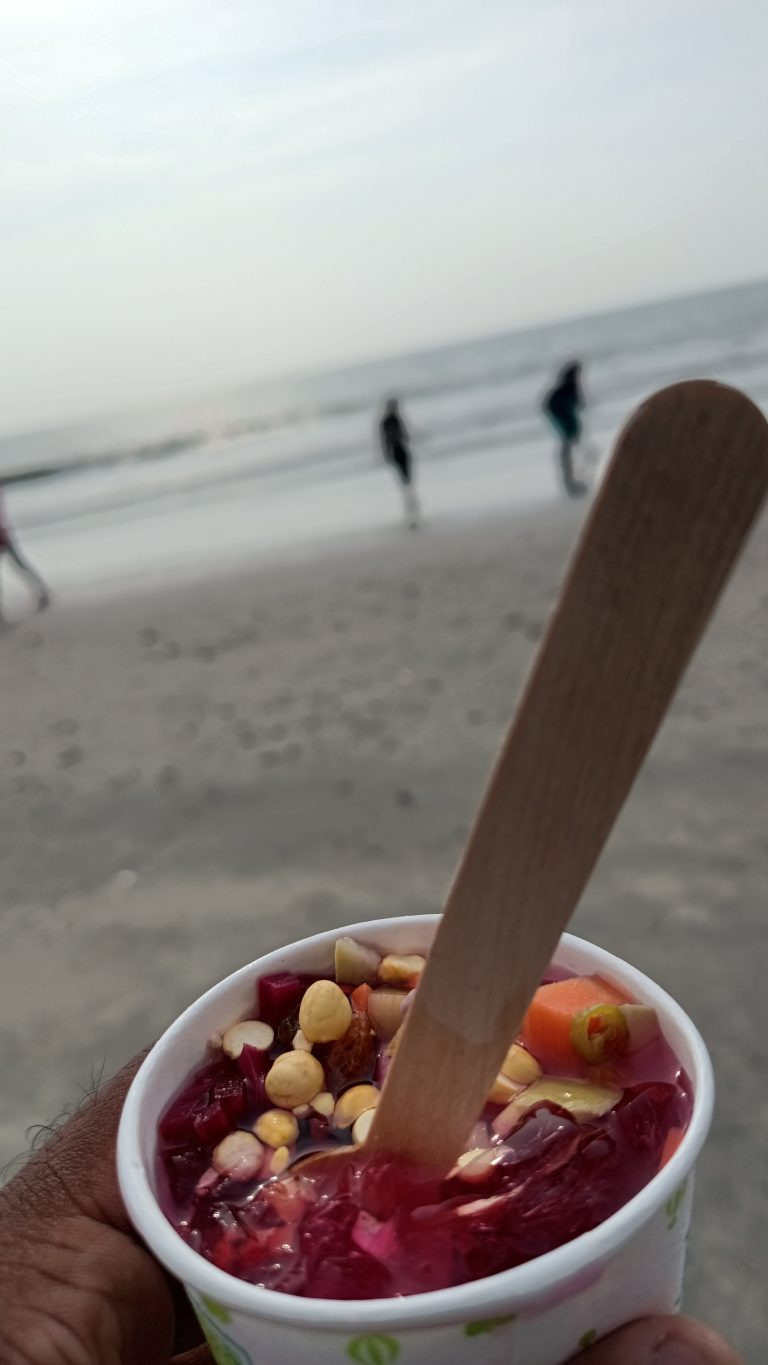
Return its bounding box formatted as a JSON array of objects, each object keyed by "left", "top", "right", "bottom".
[{"left": 1, "top": 3, "right": 767, "bottom": 1359}]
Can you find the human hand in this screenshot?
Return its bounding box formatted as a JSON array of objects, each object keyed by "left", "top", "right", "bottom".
[
  {"left": 0, "top": 1055, "right": 743, "bottom": 1365},
  {"left": 0, "top": 1053, "right": 211, "bottom": 1365},
  {"left": 572, "top": 1314, "right": 743, "bottom": 1363}
]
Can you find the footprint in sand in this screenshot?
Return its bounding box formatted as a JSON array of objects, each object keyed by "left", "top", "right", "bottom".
[
  {"left": 504, "top": 611, "right": 523, "bottom": 632},
  {"left": 51, "top": 718, "right": 79, "bottom": 737},
  {"left": 9, "top": 750, "right": 26, "bottom": 768},
  {"left": 157, "top": 765, "right": 180, "bottom": 787},
  {"left": 259, "top": 749, "right": 281, "bottom": 768},
  {"left": 139, "top": 627, "right": 159, "bottom": 647},
  {"left": 57, "top": 744, "right": 84, "bottom": 769},
  {"left": 217, "top": 702, "right": 236, "bottom": 720},
  {"left": 108, "top": 768, "right": 141, "bottom": 793},
  {"left": 395, "top": 788, "right": 416, "bottom": 807},
  {"left": 196, "top": 645, "right": 216, "bottom": 663}
]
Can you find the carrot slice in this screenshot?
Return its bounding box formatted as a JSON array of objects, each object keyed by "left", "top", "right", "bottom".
[
  {"left": 350, "top": 983, "right": 372, "bottom": 1014},
  {"left": 659, "top": 1126, "right": 685, "bottom": 1170},
  {"left": 521, "top": 975, "right": 630, "bottom": 1067}
]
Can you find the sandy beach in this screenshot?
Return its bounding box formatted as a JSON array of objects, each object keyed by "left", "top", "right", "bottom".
[{"left": 2, "top": 501, "right": 767, "bottom": 1360}]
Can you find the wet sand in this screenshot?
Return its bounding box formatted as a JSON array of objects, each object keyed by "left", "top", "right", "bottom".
[{"left": 1, "top": 502, "right": 766, "bottom": 1360}]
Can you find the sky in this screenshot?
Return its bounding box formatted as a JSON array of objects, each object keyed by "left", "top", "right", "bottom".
[{"left": 2, "top": 0, "right": 767, "bottom": 434}]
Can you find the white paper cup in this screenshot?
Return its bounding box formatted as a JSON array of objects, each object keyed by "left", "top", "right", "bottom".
[{"left": 118, "top": 917, "right": 713, "bottom": 1365}]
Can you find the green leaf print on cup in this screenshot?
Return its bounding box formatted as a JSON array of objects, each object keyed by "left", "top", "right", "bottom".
[
  {"left": 201, "top": 1295, "right": 233, "bottom": 1324},
  {"left": 665, "top": 1178, "right": 688, "bottom": 1230},
  {"left": 191, "top": 1297, "right": 251, "bottom": 1365},
  {"left": 347, "top": 1333, "right": 401, "bottom": 1364},
  {"left": 198, "top": 1317, "right": 251, "bottom": 1365},
  {"left": 464, "top": 1312, "right": 517, "bottom": 1336},
  {"left": 578, "top": 1328, "right": 598, "bottom": 1350}
]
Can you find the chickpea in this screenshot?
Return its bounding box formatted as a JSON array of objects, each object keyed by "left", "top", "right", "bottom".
[
  {"left": 299, "top": 980, "right": 352, "bottom": 1044},
  {"left": 212, "top": 1131, "right": 264, "bottom": 1180},
  {"left": 265, "top": 1051, "right": 324, "bottom": 1108},
  {"left": 254, "top": 1108, "right": 300, "bottom": 1149},
  {"left": 333, "top": 1083, "right": 380, "bottom": 1130}
]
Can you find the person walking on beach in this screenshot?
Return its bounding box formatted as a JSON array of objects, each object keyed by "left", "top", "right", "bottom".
[
  {"left": 379, "top": 397, "right": 420, "bottom": 529},
  {"left": 0, "top": 483, "right": 51, "bottom": 620},
  {"left": 543, "top": 362, "right": 588, "bottom": 498}
]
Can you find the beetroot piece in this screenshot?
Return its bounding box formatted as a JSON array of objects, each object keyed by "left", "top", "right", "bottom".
[
  {"left": 158, "top": 1093, "right": 208, "bottom": 1144},
  {"left": 257, "top": 972, "right": 305, "bottom": 1026},
  {"left": 164, "top": 1146, "right": 210, "bottom": 1206},
  {"left": 237, "top": 1044, "right": 269, "bottom": 1109},
  {"left": 192, "top": 1100, "right": 231, "bottom": 1147},
  {"left": 213, "top": 1075, "right": 249, "bottom": 1122}
]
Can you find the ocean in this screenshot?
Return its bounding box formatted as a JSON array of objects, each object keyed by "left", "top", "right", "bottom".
[{"left": 2, "top": 279, "right": 767, "bottom": 598}]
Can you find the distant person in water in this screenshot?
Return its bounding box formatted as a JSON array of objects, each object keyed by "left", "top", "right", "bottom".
[
  {"left": 379, "top": 398, "right": 420, "bottom": 529},
  {"left": 543, "top": 362, "right": 588, "bottom": 498},
  {"left": 0, "top": 483, "right": 51, "bottom": 621}
]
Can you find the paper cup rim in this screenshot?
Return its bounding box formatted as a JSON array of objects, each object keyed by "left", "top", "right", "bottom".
[{"left": 118, "top": 916, "right": 714, "bottom": 1332}]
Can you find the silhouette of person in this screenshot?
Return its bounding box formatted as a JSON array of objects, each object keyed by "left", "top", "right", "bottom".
[
  {"left": 0, "top": 483, "right": 51, "bottom": 620},
  {"left": 379, "top": 398, "right": 420, "bottom": 529},
  {"left": 543, "top": 362, "right": 588, "bottom": 498}
]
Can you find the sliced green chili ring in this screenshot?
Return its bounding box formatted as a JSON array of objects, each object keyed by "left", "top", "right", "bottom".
[{"left": 570, "top": 1004, "right": 630, "bottom": 1064}]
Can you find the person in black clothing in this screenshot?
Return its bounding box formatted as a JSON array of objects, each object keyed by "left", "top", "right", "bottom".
[
  {"left": 379, "top": 397, "right": 420, "bottom": 528},
  {"left": 542, "top": 362, "right": 588, "bottom": 498}
]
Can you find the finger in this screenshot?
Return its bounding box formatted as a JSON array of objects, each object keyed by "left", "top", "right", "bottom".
[
  {"left": 29, "top": 1050, "right": 151, "bottom": 1229},
  {"left": 573, "top": 1314, "right": 743, "bottom": 1363},
  {"left": 172, "top": 1348, "right": 215, "bottom": 1365}
]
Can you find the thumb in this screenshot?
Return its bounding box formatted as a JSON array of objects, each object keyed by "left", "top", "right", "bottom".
[{"left": 574, "top": 1315, "right": 743, "bottom": 1364}]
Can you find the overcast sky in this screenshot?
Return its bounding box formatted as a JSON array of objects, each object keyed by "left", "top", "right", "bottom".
[{"left": 2, "top": 0, "right": 767, "bottom": 434}]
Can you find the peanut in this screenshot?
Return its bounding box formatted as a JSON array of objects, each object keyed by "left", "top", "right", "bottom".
[
  {"left": 378, "top": 954, "right": 426, "bottom": 987},
  {"left": 310, "top": 1091, "right": 335, "bottom": 1117},
  {"left": 488, "top": 1073, "right": 526, "bottom": 1105},
  {"left": 500, "top": 1043, "right": 542, "bottom": 1085},
  {"left": 270, "top": 1145, "right": 291, "bottom": 1176},
  {"left": 221, "top": 1019, "right": 274, "bottom": 1059},
  {"left": 352, "top": 1107, "right": 376, "bottom": 1145}
]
